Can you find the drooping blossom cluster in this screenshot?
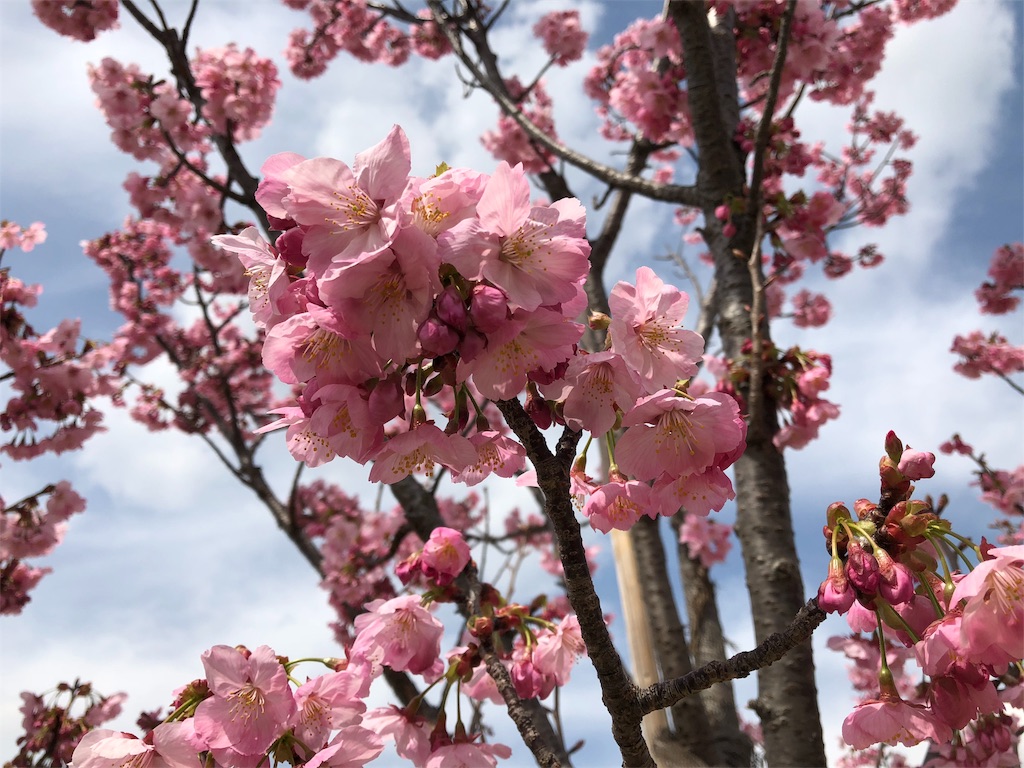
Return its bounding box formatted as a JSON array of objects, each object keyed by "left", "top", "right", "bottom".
[
  {"left": 191, "top": 44, "right": 281, "bottom": 142},
  {"left": 31, "top": 0, "right": 118, "bottom": 41},
  {"left": 583, "top": 16, "right": 691, "bottom": 145},
  {"left": 215, "top": 127, "right": 745, "bottom": 528},
  {"left": 1, "top": 481, "right": 85, "bottom": 615},
  {"left": 817, "top": 432, "right": 1022, "bottom": 759},
  {"left": 974, "top": 242, "right": 1024, "bottom": 315},
  {"left": 9, "top": 680, "right": 126, "bottom": 768},
  {"left": 283, "top": 0, "right": 417, "bottom": 78},
  {"left": 939, "top": 435, "right": 1023, "bottom": 547},
  {"left": 713, "top": 344, "right": 838, "bottom": 451},
  {"left": 1, "top": 223, "right": 118, "bottom": 612},
  {"left": 480, "top": 77, "right": 560, "bottom": 174},
  {"left": 533, "top": 10, "right": 588, "bottom": 67}
]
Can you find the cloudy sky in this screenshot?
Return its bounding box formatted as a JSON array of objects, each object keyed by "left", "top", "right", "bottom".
[{"left": 1, "top": 1, "right": 1021, "bottom": 766}]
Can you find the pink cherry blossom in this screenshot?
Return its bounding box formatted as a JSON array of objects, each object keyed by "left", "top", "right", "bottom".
[
  {"left": 533, "top": 10, "right": 588, "bottom": 66},
  {"left": 32, "top": 0, "right": 118, "bottom": 41},
  {"left": 291, "top": 664, "right": 372, "bottom": 752},
  {"left": 532, "top": 615, "right": 585, "bottom": 685},
  {"left": 211, "top": 227, "right": 290, "bottom": 328},
  {"left": 583, "top": 477, "right": 651, "bottom": 533},
  {"left": 278, "top": 125, "right": 411, "bottom": 270},
  {"left": 367, "top": 424, "right": 477, "bottom": 484},
  {"left": 318, "top": 233, "right": 438, "bottom": 364},
  {"left": 615, "top": 390, "right": 744, "bottom": 482},
  {"left": 424, "top": 740, "right": 513, "bottom": 768},
  {"left": 950, "top": 545, "right": 1024, "bottom": 666},
  {"left": 608, "top": 267, "right": 704, "bottom": 392},
  {"left": 655, "top": 466, "right": 737, "bottom": 518},
  {"left": 438, "top": 162, "right": 590, "bottom": 312},
  {"left": 419, "top": 527, "right": 471, "bottom": 586},
  {"left": 842, "top": 693, "right": 952, "bottom": 749},
  {"left": 678, "top": 515, "right": 733, "bottom": 568},
  {"left": 818, "top": 558, "right": 856, "bottom": 614},
  {"left": 193, "top": 645, "right": 296, "bottom": 758},
  {"left": 558, "top": 350, "right": 642, "bottom": 437},
  {"left": 70, "top": 723, "right": 198, "bottom": 768},
  {"left": 898, "top": 447, "right": 936, "bottom": 480},
  {"left": 362, "top": 706, "right": 431, "bottom": 764},
  {"left": 350, "top": 594, "right": 444, "bottom": 680},
  {"left": 449, "top": 431, "right": 526, "bottom": 487},
  {"left": 456, "top": 307, "right": 582, "bottom": 401}
]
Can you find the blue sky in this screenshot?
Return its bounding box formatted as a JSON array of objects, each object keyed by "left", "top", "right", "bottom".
[{"left": 1, "top": 1, "right": 1022, "bottom": 766}]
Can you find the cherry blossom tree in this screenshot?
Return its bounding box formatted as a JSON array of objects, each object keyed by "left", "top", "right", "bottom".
[{"left": 2, "top": 1, "right": 1021, "bottom": 767}]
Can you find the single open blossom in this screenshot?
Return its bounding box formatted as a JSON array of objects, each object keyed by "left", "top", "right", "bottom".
[
  {"left": 456, "top": 307, "right": 582, "bottom": 400},
  {"left": 419, "top": 527, "right": 471, "bottom": 586},
  {"left": 950, "top": 545, "right": 1024, "bottom": 667},
  {"left": 350, "top": 595, "right": 444, "bottom": 680},
  {"left": 367, "top": 424, "right": 477, "bottom": 484},
  {"left": 290, "top": 664, "right": 372, "bottom": 752},
  {"left": 211, "top": 227, "right": 290, "bottom": 328},
  {"left": 615, "top": 390, "right": 744, "bottom": 482},
  {"left": 193, "top": 645, "right": 296, "bottom": 758},
  {"left": 438, "top": 161, "right": 590, "bottom": 312},
  {"left": 449, "top": 431, "right": 526, "bottom": 486},
  {"left": 278, "top": 125, "right": 410, "bottom": 270},
  {"left": 655, "top": 466, "right": 736, "bottom": 518},
  {"left": 557, "top": 350, "right": 642, "bottom": 437},
  {"left": 70, "top": 723, "right": 198, "bottom": 768},
  {"left": 583, "top": 477, "right": 651, "bottom": 533},
  {"left": 608, "top": 266, "right": 704, "bottom": 392},
  {"left": 532, "top": 615, "right": 585, "bottom": 685},
  {"left": 362, "top": 706, "right": 431, "bottom": 764},
  {"left": 842, "top": 692, "right": 952, "bottom": 749}
]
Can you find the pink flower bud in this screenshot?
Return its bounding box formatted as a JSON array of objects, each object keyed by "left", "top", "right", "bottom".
[
  {"left": 845, "top": 541, "right": 880, "bottom": 596},
  {"left": 818, "top": 559, "right": 855, "bottom": 614},
  {"left": 875, "top": 550, "right": 915, "bottom": 605},
  {"left": 418, "top": 317, "right": 460, "bottom": 357},
  {"left": 436, "top": 286, "right": 468, "bottom": 332},
  {"left": 275, "top": 226, "right": 306, "bottom": 267},
  {"left": 898, "top": 447, "right": 935, "bottom": 480},
  {"left": 469, "top": 285, "right": 508, "bottom": 334}
]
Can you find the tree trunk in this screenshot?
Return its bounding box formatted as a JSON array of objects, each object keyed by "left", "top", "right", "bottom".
[{"left": 671, "top": 2, "right": 828, "bottom": 764}]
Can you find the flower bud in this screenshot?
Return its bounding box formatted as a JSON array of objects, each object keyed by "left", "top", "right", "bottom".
[
  {"left": 418, "top": 316, "right": 460, "bottom": 357},
  {"left": 845, "top": 541, "right": 880, "bottom": 595},
  {"left": 436, "top": 285, "right": 468, "bottom": 332},
  {"left": 898, "top": 447, "right": 936, "bottom": 480},
  {"left": 470, "top": 284, "right": 508, "bottom": 334}
]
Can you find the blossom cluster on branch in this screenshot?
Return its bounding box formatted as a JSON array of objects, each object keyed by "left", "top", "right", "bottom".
[{"left": 817, "top": 432, "right": 1022, "bottom": 760}]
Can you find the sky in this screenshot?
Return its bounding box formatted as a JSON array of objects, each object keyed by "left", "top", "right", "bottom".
[{"left": 1, "top": 1, "right": 1022, "bottom": 766}]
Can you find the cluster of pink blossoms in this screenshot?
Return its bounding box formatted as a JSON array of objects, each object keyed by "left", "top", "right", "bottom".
[
  {"left": 12, "top": 680, "right": 127, "bottom": 767},
  {"left": 214, "top": 126, "right": 746, "bottom": 531},
  {"left": 1, "top": 481, "right": 86, "bottom": 615},
  {"left": 68, "top": 524, "right": 587, "bottom": 768},
  {"left": 31, "top": 0, "right": 118, "bottom": 42},
  {"left": 2, "top": 222, "right": 118, "bottom": 612},
  {"left": 817, "top": 432, "right": 1022, "bottom": 759}
]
